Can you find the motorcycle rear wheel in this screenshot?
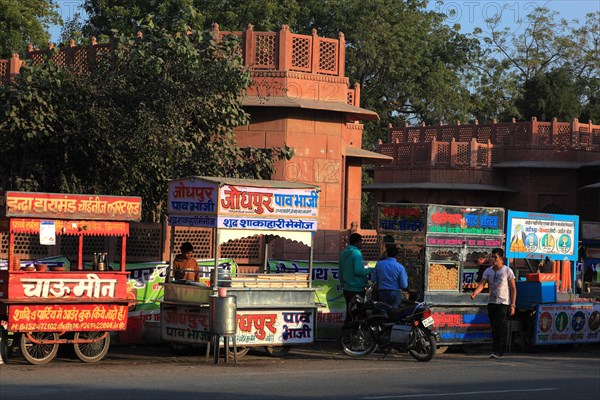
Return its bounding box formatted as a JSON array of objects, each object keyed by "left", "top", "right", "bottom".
[
  {"left": 408, "top": 326, "right": 436, "bottom": 362},
  {"left": 339, "top": 324, "right": 377, "bottom": 357}
]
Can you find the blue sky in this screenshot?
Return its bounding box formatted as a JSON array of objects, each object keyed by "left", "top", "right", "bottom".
[{"left": 49, "top": 0, "right": 600, "bottom": 42}]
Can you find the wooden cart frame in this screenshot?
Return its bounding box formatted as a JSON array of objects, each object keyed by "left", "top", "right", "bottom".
[{"left": 0, "top": 191, "right": 141, "bottom": 364}]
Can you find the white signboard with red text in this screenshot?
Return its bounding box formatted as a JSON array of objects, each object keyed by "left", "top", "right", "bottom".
[
  {"left": 167, "top": 177, "right": 319, "bottom": 231},
  {"left": 161, "top": 306, "right": 315, "bottom": 346}
]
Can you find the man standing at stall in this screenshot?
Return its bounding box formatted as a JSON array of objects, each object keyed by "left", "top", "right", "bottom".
[
  {"left": 339, "top": 233, "right": 371, "bottom": 322},
  {"left": 471, "top": 247, "right": 517, "bottom": 359},
  {"left": 371, "top": 246, "right": 408, "bottom": 307}
]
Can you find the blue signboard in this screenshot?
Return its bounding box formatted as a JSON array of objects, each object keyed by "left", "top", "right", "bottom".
[{"left": 506, "top": 210, "right": 579, "bottom": 261}]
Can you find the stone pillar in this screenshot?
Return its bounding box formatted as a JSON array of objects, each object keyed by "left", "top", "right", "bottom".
[
  {"left": 311, "top": 28, "right": 319, "bottom": 74},
  {"left": 278, "top": 24, "right": 290, "bottom": 71},
  {"left": 244, "top": 24, "right": 255, "bottom": 67},
  {"left": 338, "top": 32, "right": 345, "bottom": 77},
  {"left": 9, "top": 53, "right": 21, "bottom": 79}
]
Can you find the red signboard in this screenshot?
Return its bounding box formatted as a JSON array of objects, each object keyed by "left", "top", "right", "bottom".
[
  {"left": 5, "top": 272, "right": 129, "bottom": 301},
  {"left": 8, "top": 303, "right": 129, "bottom": 332},
  {"left": 3, "top": 192, "right": 142, "bottom": 221}
]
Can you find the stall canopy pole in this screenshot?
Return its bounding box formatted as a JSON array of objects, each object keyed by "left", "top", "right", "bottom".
[
  {"left": 308, "top": 232, "right": 314, "bottom": 288},
  {"left": 120, "top": 235, "right": 127, "bottom": 272},
  {"left": 168, "top": 225, "right": 175, "bottom": 279},
  {"left": 262, "top": 235, "right": 270, "bottom": 273},
  {"left": 77, "top": 234, "right": 83, "bottom": 270},
  {"left": 212, "top": 228, "right": 220, "bottom": 292},
  {"left": 8, "top": 231, "right": 15, "bottom": 269}
]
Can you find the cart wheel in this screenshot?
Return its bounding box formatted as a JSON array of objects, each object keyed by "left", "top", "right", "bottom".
[
  {"left": 228, "top": 346, "right": 250, "bottom": 359},
  {"left": 0, "top": 329, "right": 8, "bottom": 364},
  {"left": 73, "top": 331, "right": 110, "bottom": 363},
  {"left": 264, "top": 345, "right": 291, "bottom": 357},
  {"left": 20, "top": 332, "right": 59, "bottom": 365}
]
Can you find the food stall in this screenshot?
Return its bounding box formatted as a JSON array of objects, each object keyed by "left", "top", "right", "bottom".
[
  {"left": 506, "top": 210, "right": 600, "bottom": 347},
  {"left": 377, "top": 203, "right": 505, "bottom": 349},
  {"left": 160, "top": 177, "right": 319, "bottom": 358},
  {"left": 0, "top": 191, "right": 141, "bottom": 364},
  {"left": 580, "top": 221, "right": 600, "bottom": 299}
]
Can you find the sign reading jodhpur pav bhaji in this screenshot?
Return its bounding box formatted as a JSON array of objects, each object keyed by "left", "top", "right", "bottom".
[
  {"left": 167, "top": 178, "right": 219, "bottom": 227},
  {"left": 2, "top": 191, "right": 142, "bottom": 221},
  {"left": 167, "top": 177, "right": 319, "bottom": 231},
  {"left": 506, "top": 210, "right": 579, "bottom": 261}
]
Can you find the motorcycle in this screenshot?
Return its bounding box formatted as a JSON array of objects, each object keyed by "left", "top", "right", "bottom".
[{"left": 339, "top": 285, "right": 439, "bottom": 362}]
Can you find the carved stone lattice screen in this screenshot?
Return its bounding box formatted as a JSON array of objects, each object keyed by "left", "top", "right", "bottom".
[
  {"left": 0, "top": 233, "right": 47, "bottom": 259},
  {"left": 291, "top": 36, "right": 311, "bottom": 71},
  {"left": 476, "top": 126, "right": 492, "bottom": 143},
  {"left": 435, "top": 143, "right": 450, "bottom": 164},
  {"left": 537, "top": 123, "right": 551, "bottom": 145},
  {"left": 455, "top": 143, "right": 470, "bottom": 165},
  {"left": 116, "top": 223, "right": 163, "bottom": 262},
  {"left": 254, "top": 33, "right": 277, "bottom": 69},
  {"left": 172, "top": 227, "right": 213, "bottom": 259},
  {"left": 220, "top": 236, "right": 261, "bottom": 264},
  {"left": 317, "top": 39, "right": 338, "bottom": 74}
]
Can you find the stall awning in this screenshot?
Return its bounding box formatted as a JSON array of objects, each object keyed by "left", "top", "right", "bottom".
[
  {"left": 241, "top": 96, "right": 380, "bottom": 121},
  {"left": 219, "top": 229, "right": 313, "bottom": 247},
  {"left": 363, "top": 182, "right": 517, "bottom": 192},
  {"left": 345, "top": 147, "right": 393, "bottom": 163}
]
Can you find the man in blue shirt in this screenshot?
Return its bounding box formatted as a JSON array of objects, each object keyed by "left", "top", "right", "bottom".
[
  {"left": 371, "top": 246, "right": 408, "bottom": 308},
  {"left": 339, "top": 233, "right": 371, "bottom": 322}
]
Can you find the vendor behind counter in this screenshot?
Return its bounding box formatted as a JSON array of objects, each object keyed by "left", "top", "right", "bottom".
[{"left": 173, "top": 242, "right": 200, "bottom": 281}]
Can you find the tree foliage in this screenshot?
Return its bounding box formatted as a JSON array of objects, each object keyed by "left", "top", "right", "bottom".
[
  {"left": 0, "top": 23, "right": 293, "bottom": 221},
  {"left": 79, "top": 0, "right": 479, "bottom": 147},
  {"left": 473, "top": 7, "right": 600, "bottom": 123},
  {"left": 0, "top": 0, "right": 62, "bottom": 57}
]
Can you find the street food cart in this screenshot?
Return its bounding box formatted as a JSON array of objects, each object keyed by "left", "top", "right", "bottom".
[
  {"left": 377, "top": 203, "right": 505, "bottom": 349},
  {"left": 506, "top": 210, "right": 600, "bottom": 348},
  {"left": 161, "top": 177, "right": 319, "bottom": 358},
  {"left": 580, "top": 221, "right": 600, "bottom": 299},
  {"left": 0, "top": 191, "right": 141, "bottom": 364}
]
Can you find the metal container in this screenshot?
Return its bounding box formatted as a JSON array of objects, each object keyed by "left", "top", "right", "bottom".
[{"left": 209, "top": 295, "right": 237, "bottom": 335}]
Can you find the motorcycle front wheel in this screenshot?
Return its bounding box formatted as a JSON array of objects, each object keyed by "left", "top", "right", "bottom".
[
  {"left": 339, "top": 323, "right": 377, "bottom": 357},
  {"left": 408, "top": 326, "right": 436, "bottom": 362}
]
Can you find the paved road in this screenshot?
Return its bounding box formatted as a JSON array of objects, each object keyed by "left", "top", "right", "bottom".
[{"left": 1, "top": 342, "right": 599, "bottom": 400}]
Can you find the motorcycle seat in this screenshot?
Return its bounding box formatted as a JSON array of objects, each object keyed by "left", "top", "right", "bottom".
[{"left": 387, "top": 304, "right": 419, "bottom": 320}]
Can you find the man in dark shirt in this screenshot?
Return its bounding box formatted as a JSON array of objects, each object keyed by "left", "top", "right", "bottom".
[{"left": 475, "top": 254, "right": 490, "bottom": 283}]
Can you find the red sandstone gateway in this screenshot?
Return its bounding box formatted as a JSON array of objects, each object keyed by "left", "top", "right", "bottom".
[{"left": 0, "top": 191, "right": 141, "bottom": 364}]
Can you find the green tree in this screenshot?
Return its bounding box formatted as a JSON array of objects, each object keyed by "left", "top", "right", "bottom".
[
  {"left": 59, "top": 13, "right": 84, "bottom": 45},
  {"left": 0, "top": 0, "right": 62, "bottom": 57},
  {"left": 516, "top": 67, "right": 581, "bottom": 121},
  {"left": 80, "top": 0, "right": 479, "bottom": 145},
  {"left": 474, "top": 7, "right": 600, "bottom": 122},
  {"left": 0, "top": 23, "right": 292, "bottom": 221},
  {"left": 82, "top": 0, "right": 205, "bottom": 37}
]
